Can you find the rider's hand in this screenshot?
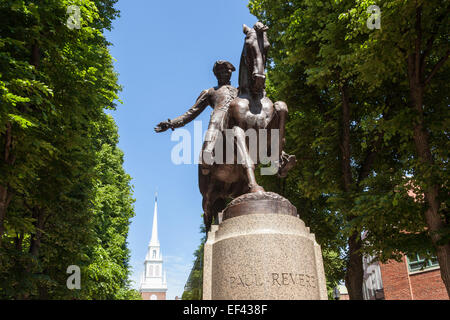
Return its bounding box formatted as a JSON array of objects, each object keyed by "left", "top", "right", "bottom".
[{"left": 154, "top": 119, "right": 172, "bottom": 133}]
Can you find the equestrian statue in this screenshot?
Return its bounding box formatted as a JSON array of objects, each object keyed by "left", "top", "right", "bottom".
[{"left": 155, "top": 22, "right": 296, "bottom": 230}]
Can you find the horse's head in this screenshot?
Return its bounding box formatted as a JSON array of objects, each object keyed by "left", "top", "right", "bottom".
[{"left": 239, "top": 22, "right": 270, "bottom": 96}]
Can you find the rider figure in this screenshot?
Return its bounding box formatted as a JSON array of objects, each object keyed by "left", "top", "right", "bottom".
[{"left": 155, "top": 60, "right": 238, "bottom": 173}]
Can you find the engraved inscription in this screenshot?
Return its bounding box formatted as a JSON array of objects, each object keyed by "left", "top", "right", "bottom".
[
  {"left": 271, "top": 273, "right": 316, "bottom": 288},
  {"left": 271, "top": 273, "right": 281, "bottom": 286},
  {"left": 229, "top": 272, "right": 317, "bottom": 288},
  {"left": 229, "top": 273, "right": 264, "bottom": 288}
]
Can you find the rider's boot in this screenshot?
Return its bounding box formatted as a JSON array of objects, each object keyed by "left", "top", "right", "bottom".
[
  {"left": 277, "top": 151, "right": 296, "bottom": 178},
  {"left": 201, "top": 149, "right": 214, "bottom": 175},
  {"left": 249, "top": 184, "right": 265, "bottom": 193}
]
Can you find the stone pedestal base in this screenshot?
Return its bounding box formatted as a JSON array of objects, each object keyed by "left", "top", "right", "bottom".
[{"left": 202, "top": 192, "right": 328, "bottom": 300}]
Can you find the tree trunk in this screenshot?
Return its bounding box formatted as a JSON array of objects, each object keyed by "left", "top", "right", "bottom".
[
  {"left": 339, "top": 84, "right": 365, "bottom": 300},
  {"left": 0, "top": 185, "right": 8, "bottom": 242},
  {"left": 411, "top": 101, "right": 450, "bottom": 298},
  {"left": 409, "top": 81, "right": 450, "bottom": 298},
  {"left": 29, "top": 207, "right": 45, "bottom": 258},
  {"left": 340, "top": 85, "right": 352, "bottom": 192},
  {"left": 407, "top": 19, "right": 450, "bottom": 295},
  {"left": 0, "top": 122, "right": 14, "bottom": 244},
  {"left": 345, "top": 233, "right": 365, "bottom": 300},
  {"left": 434, "top": 243, "right": 450, "bottom": 298},
  {"left": 14, "top": 232, "right": 23, "bottom": 251},
  {"left": 402, "top": 3, "right": 450, "bottom": 297}
]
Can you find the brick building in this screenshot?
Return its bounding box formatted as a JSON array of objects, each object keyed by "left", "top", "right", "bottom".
[
  {"left": 378, "top": 254, "right": 446, "bottom": 300},
  {"left": 338, "top": 252, "right": 447, "bottom": 300}
]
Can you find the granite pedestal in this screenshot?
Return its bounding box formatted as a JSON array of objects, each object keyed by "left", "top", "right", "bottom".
[{"left": 202, "top": 192, "right": 328, "bottom": 300}]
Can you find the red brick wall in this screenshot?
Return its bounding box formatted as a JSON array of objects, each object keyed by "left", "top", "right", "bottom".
[
  {"left": 380, "top": 256, "right": 448, "bottom": 300},
  {"left": 410, "top": 269, "right": 447, "bottom": 300},
  {"left": 141, "top": 291, "right": 166, "bottom": 300},
  {"left": 379, "top": 256, "right": 413, "bottom": 300}
]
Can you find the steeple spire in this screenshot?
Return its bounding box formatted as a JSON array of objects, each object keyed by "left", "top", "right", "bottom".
[
  {"left": 150, "top": 192, "right": 159, "bottom": 246},
  {"left": 140, "top": 191, "right": 167, "bottom": 300}
]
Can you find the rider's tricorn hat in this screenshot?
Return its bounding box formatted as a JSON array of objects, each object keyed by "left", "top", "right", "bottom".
[{"left": 213, "top": 60, "right": 236, "bottom": 75}]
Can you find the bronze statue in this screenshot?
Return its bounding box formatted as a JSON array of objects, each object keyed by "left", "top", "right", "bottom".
[{"left": 155, "top": 22, "right": 296, "bottom": 230}]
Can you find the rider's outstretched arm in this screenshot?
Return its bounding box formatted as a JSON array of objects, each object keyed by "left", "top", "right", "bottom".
[{"left": 170, "top": 89, "right": 210, "bottom": 128}]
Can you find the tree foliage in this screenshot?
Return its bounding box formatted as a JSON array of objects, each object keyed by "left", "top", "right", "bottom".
[
  {"left": 249, "top": 0, "right": 449, "bottom": 299},
  {"left": 182, "top": 225, "right": 206, "bottom": 300},
  {"left": 0, "top": 0, "right": 139, "bottom": 299}
]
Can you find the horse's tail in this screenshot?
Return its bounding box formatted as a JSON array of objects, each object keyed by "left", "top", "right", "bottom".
[{"left": 204, "top": 198, "right": 227, "bottom": 232}]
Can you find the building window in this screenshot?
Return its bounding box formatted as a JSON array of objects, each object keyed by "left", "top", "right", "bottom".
[
  {"left": 148, "top": 264, "right": 154, "bottom": 277},
  {"left": 155, "top": 265, "right": 160, "bottom": 277},
  {"left": 151, "top": 294, "right": 157, "bottom": 300},
  {"left": 406, "top": 253, "right": 439, "bottom": 273},
  {"left": 152, "top": 250, "right": 157, "bottom": 259}
]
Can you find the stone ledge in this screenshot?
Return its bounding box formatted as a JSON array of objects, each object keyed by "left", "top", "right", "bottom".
[{"left": 223, "top": 192, "right": 297, "bottom": 221}]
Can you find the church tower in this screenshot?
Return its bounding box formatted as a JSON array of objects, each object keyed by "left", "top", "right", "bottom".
[{"left": 139, "top": 193, "right": 168, "bottom": 300}]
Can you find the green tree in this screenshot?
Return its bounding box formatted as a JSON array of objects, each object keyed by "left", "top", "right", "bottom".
[
  {"left": 182, "top": 225, "right": 206, "bottom": 300},
  {"left": 340, "top": 0, "right": 449, "bottom": 297},
  {"left": 84, "top": 114, "right": 138, "bottom": 299},
  {"left": 0, "top": 0, "right": 138, "bottom": 299},
  {"left": 249, "top": 0, "right": 449, "bottom": 299}
]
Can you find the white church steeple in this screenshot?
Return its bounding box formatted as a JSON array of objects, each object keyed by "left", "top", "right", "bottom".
[
  {"left": 149, "top": 192, "right": 159, "bottom": 246},
  {"left": 139, "top": 193, "right": 168, "bottom": 300}
]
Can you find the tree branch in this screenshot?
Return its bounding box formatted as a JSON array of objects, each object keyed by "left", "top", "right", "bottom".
[
  {"left": 419, "top": 9, "right": 447, "bottom": 76},
  {"left": 424, "top": 50, "right": 449, "bottom": 87},
  {"left": 357, "top": 131, "right": 384, "bottom": 185},
  {"left": 339, "top": 84, "right": 353, "bottom": 192},
  {"left": 414, "top": 4, "right": 422, "bottom": 85}
]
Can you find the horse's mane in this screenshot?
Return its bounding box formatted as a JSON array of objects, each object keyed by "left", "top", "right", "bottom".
[{"left": 238, "top": 43, "right": 249, "bottom": 96}]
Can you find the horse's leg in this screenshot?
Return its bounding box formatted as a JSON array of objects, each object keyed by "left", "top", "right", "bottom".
[
  {"left": 273, "top": 101, "right": 288, "bottom": 156},
  {"left": 274, "top": 101, "right": 296, "bottom": 177},
  {"left": 233, "top": 126, "right": 265, "bottom": 193}
]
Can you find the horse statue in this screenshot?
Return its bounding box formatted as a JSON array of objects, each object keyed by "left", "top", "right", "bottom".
[{"left": 200, "top": 22, "right": 296, "bottom": 230}]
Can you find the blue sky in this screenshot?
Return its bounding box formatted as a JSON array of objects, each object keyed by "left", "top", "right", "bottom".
[{"left": 105, "top": 0, "right": 257, "bottom": 299}]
